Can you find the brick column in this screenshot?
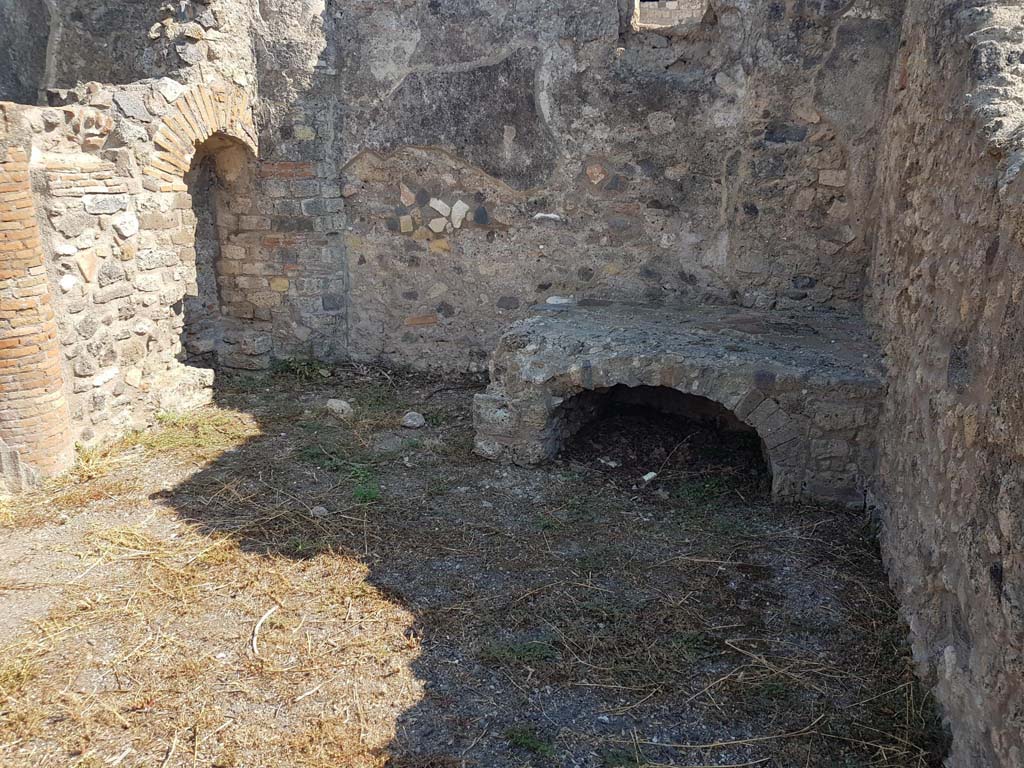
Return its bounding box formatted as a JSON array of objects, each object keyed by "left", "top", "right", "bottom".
[{"left": 0, "top": 146, "right": 73, "bottom": 491}]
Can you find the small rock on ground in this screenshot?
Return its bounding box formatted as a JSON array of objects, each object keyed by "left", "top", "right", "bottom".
[
  {"left": 401, "top": 411, "right": 426, "bottom": 429},
  {"left": 326, "top": 399, "right": 353, "bottom": 419}
]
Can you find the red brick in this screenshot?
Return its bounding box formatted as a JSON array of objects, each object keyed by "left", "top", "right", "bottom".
[{"left": 0, "top": 153, "right": 73, "bottom": 482}]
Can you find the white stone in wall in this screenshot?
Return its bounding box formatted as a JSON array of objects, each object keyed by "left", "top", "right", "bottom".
[
  {"left": 112, "top": 212, "right": 140, "bottom": 239},
  {"left": 92, "top": 367, "right": 119, "bottom": 387},
  {"left": 83, "top": 194, "right": 128, "bottom": 215},
  {"left": 155, "top": 78, "right": 187, "bottom": 103},
  {"left": 451, "top": 200, "right": 470, "bottom": 228}
]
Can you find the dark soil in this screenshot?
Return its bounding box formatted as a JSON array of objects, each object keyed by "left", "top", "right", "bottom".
[{"left": 561, "top": 402, "right": 771, "bottom": 502}]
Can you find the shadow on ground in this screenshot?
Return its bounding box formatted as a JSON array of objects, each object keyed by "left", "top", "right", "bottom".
[
  {"left": 0, "top": 364, "right": 949, "bottom": 767},
  {"left": 154, "top": 366, "right": 948, "bottom": 768}
]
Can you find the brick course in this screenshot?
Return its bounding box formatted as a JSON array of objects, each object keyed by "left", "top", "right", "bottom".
[{"left": 0, "top": 147, "right": 74, "bottom": 491}]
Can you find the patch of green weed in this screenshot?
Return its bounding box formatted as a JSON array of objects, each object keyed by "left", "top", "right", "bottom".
[
  {"left": 352, "top": 466, "right": 381, "bottom": 503},
  {"left": 480, "top": 639, "right": 559, "bottom": 666},
  {"left": 505, "top": 726, "right": 554, "bottom": 758},
  {"left": 272, "top": 359, "right": 332, "bottom": 382}
]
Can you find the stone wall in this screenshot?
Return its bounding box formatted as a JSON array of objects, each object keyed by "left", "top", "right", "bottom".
[
  {"left": 0, "top": 79, "right": 260, "bottom": 455},
  {"left": 239, "top": 0, "right": 904, "bottom": 370},
  {"left": 868, "top": 2, "right": 1024, "bottom": 765},
  {"left": 0, "top": 0, "right": 51, "bottom": 104},
  {"left": 10, "top": 0, "right": 903, "bottom": 373}
]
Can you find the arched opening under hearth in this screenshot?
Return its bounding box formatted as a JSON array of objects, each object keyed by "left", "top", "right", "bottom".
[{"left": 557, "top": 384, "right": 771, "bottom": 499}]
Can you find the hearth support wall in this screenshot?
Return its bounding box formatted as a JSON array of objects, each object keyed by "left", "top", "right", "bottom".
[{"left": 474, "top": 304, "right": 883, "bottom": 508}]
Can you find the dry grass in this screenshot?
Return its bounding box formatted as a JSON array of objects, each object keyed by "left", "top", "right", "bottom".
[
  {"left": 0, "top": 366, "right": 948, "bottom": 767},
  {"left": 1, "top": 518, "right": 419, "bottom": 766}
]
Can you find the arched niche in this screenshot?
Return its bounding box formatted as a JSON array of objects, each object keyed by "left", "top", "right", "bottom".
[
  {"left": 180, "top": 135, "right": 258, "bottom": 369},
  {"left": 139, "top": 84, "right": 262, "bottom": 370},
  {"left": 553, "top": 384, "right": 770, "bottom": 490}
]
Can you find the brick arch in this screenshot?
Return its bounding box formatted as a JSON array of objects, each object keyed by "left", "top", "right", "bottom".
[
  {"left": 143, "top": 84, "right": 258, "bottom": 193},
  {"left": 657, "top": 378, "right": 811, "bottom": 500}
]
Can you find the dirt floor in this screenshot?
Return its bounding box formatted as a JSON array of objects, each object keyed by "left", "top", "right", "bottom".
[{"left": 0, "top": 365, "right": 949, "bottom": 767}]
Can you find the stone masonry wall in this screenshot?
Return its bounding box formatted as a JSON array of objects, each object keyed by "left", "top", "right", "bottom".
[
  {"left": 868, "top": 2, "right": 1024, "bottom": 765},
  {"left": 16, "top": 0, "right": 904, "bottom": 373},
  {"left": 0, "top": 79, "right": 259, "bottom": 462},
  {"left": 0, "top": 0, "right": 51, "bottom": 104},
  {"left": 245, "top": 0, "right": 904, "bottom": 370}
]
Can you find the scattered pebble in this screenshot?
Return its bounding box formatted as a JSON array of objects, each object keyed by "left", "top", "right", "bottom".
[
  {"left": 326, "top": 399, "right": 353, "bottom": 419},
  {"left": 310, "top": 506, "right": 330, "bottom": 518},
  {"left": 642, "top": 471, "right": 658, "bottom": 483},
  {"left": 401, "top": 411, "right": 426, "bottom": 429}
]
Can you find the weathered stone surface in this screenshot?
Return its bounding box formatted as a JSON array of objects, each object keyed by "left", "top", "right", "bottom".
[
  {"left": 326, "top": 398, "right": 353, "bottom": 420},
  {"left": 113, "top": 91, "right": 152, "bottom": 122},
  {"left": 401, "top": 411, "right": 426, "bottom": 429},
  {"left": 866, "top": 3, "right": 1024, "bottom": 765},
  {"left": 83, "top": 194, "right": 129, "bottom": 215},
  {"left": 475, "top": 302, "right": 883, "bottom": 507},
  {"left": 112, "top": 212, "right": 140, "bottom": 239},
  {"left": 2, "top": 4, "right": 1022, "bottom": 762},
  {"left": 0, "top": 0, "right": 49, "bottom": 103}
]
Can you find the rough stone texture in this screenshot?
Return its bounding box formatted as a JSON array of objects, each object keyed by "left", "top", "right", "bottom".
[
  {"left": 326, "top": 0, "right": 901, "bottom": 369},
  {"left": 474, "top": 302, "right": 883, "bottom": 506},
  {"left": 867, "top": 3, "right": 1024, "bottom": 765},
  {"left": 0, "top": 0, "right": 50, "bottom": 104},
  {"left": 0, "top": 2, "right": 1023, "bottom": 763},
  {"left": 7, "top": 0, "right": 904, "bottom": 373},
  {"left": 0, "top": 79, "right": 256, "bottom": 453}
]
